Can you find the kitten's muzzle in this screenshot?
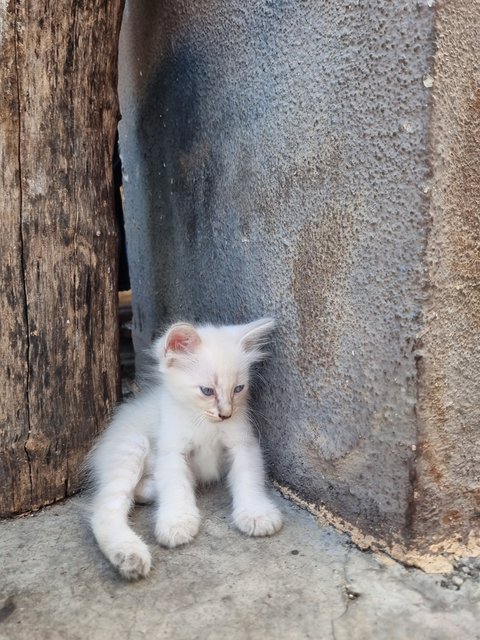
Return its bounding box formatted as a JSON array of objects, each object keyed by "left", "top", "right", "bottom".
[{"left": 219, "top": 413, "right": 232, "bottom": 421}]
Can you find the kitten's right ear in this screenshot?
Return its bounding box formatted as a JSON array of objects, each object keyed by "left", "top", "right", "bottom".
[
  {"left": 163, "top": 323, "right": 201, "bottom": 357},
  {"left": 153, "top": 323, "right": 201, "bottom": 367}
]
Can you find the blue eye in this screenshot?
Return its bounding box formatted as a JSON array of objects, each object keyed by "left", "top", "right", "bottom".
[
  {"left": 200, "top": 387, "right": 215, "bottom": 396},
  {"left": 234, "top": 385, "right": 244, "bottom": 394}
]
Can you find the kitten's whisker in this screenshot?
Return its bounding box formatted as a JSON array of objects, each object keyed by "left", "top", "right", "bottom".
[
  {"left": 245, "top": 410, "right": 264, "bottom": 445},
  {"left": 246, "top": 406, "right": 278, "bottom": 448},
  {"left": 249, "top": 407, "right": 276, "bottom": 430},
  {"left": 252, "top": 371, "right": 269, "bottom": 388},
  {"left": 192, "top": 413, "right": 207, "bottom": 433}
]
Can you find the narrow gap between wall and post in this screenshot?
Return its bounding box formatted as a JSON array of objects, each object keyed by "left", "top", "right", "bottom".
[{"left": 113, "top": 130, "right": 136, "bottom": 400}]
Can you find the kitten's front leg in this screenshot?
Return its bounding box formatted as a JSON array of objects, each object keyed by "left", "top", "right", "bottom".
[
  {"left": 227, "top": 434, "right": 283, "bottom": 537},
  {"left": 154, "top": 451, "right": 200, "bottom": 548}
]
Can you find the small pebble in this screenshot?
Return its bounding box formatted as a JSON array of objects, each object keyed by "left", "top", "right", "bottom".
[
  {"left": 452, "top": 576, "right": 463, "bottom": 587},
  {"left": 423, "top": 74, "right": 434, "bottom": 88}
]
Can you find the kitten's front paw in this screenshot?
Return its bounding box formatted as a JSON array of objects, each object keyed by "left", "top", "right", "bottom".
[
  {"left": 111, "top": 542, "right": 151, "bottom": 580},
  {"left": 233, "top": 504, "right": 283, "bottom": 537},
  {"left": 155, "top": 514, "right": 200, "bottom": 548}
]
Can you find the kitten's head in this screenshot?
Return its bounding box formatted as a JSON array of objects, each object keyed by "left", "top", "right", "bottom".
[{"left": 153, "top": 318, "right": 275, "bottom": 422}]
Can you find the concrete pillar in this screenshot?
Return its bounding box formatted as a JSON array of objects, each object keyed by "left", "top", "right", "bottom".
[{"left": 118, "top": 0, "right": 480, "bottom": 570}]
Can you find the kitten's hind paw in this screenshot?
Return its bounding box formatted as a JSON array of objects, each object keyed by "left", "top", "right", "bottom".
[
  {"left": 111, "top": 543, "right": 152, "bottom": 580},
  {"left": 155, "top": 514, "right": 200, "bottom": 548},
  {"left": 233, "top": 505, "right": 283, "bottom": 537}
]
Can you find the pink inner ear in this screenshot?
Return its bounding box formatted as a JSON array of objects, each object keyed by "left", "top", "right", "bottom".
[
  {"left": 169, "top": 334, "right": 191, "bottom": 352},
  {"left": 165, "top": 325, "right": 200, "bottom": 354}
]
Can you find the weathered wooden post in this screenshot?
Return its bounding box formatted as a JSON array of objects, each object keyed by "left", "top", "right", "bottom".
[{"left": 0, "top": 0, "right": 124, "bottom": 514}]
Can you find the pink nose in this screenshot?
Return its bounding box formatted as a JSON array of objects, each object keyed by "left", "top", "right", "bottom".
[{"left": 219, "top": 414, "right": 232, "bottom": 420}]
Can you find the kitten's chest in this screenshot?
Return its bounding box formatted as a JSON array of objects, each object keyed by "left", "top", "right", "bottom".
[
  {"left": 188, "top": 420, "right": 220, "bottom": 449},
  {"left": 187, "top": 426, "right": 224, "bottom": 483}
]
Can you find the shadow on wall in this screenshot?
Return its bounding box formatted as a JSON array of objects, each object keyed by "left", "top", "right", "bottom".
[{"left": 137, "top": 42, "right": 251, "bottom": 329}]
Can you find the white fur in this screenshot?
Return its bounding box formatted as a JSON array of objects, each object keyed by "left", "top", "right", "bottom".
[{"left": 87, "top": 318, "right": 282, "bottom": 580}]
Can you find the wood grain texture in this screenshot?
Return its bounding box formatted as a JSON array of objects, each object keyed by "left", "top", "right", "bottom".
[{"left": 0, "top": 0, "right": 124, "bottom": 515}]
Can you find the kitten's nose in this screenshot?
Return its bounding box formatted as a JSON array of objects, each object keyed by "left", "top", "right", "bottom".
[{"left": 219, "top": 413, "right": 232, "bottom": 421}]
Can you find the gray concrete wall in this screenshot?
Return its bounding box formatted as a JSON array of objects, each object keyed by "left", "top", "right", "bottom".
[{"left": 118, "top": 0, "right": 479, "bottom": 558}]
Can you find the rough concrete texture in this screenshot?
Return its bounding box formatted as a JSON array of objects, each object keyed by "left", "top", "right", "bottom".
[
  {"left": 413, "top": 2, "right": 480, "bottom": 556},
  {"left": 1, "top": 488, "right": 480, "bottom": 640},
  {"left": 117, "top": 0, "right": 480, "bottom": 561}
]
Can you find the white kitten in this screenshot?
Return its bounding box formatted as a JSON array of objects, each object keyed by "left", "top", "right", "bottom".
[{"left": 87, "top": 318, "right": 282, "bottom": 580}]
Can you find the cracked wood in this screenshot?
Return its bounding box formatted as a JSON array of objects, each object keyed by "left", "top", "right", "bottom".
[{"left": 0, "top": 0, "right": 124, "bottom": 515}]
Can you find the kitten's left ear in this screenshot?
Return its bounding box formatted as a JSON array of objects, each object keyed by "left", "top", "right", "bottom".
[{"left": 238, "top": 317, "right": 276, "bottom": 361}]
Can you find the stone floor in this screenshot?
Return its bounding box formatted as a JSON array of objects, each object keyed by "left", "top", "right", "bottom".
[{"left": 1, "top": 486, "right": 479, "bottom": 640}]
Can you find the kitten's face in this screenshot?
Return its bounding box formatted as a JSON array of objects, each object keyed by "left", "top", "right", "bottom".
[
  {"left": 156, "top": 319, "right": 275, "bottom": 423},
  {"left": 183, "top": 355, "right": 249, "bottom": 422}
]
